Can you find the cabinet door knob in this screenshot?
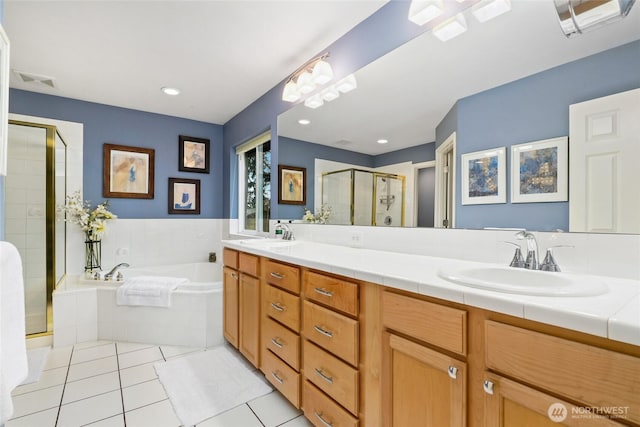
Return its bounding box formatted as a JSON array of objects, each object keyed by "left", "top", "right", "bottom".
[
  {"left": 313, "top": 324, "right": 334, "bottom": 338},
  {"left": 270, "top": 302, "right": 286, "bottom": 312},
  {"left": 483, "top": 380, "right": 494, "bottom": 395},
  {"left": 447, "top": 366, "right": 458, "bottom": 379},
  {"left": 314, "top": 287, "right": 334, "bottom": 297},
  {"left": 314, "top": 411, "right": 334, "bottom": 427}
]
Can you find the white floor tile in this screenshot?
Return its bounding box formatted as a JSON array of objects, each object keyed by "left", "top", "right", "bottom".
[
  {"left": 118, "top": 346, "right": 163, "bottom": 369},
  {"left": 197, "top": 404, "right": 263, "bottom": 427},
  {"left": 71, "top": 342, "right": 116, "bottom": 364},
  {"left": 5, "top": 407, "right": 59, "bottom": 427},
  {"left": 116, "top": 341, "right": 155, "bottom": 354},
  {"left": 66, "top": 355, "right": 119, "bottom": 382},
  {"left": 160, "top": 345, "right": 203, "bottom": 360},
  {"left": 12, "top": 366, "right": 68, "bottom": 396},
  {"left": 125, "top": 399, "right": 181, "bottom": 427},
  {"left": 62, "top": 371, "right": 121, "bottom": 404},
  {"left": 119, "top": 362, "right": 158, "bottom": 388},
  {"left": 280, "top": 415, "right": 314, "bottom": 427},
  {"left": 57, "top": 390, "right": 123, "bottom": 426},
  {"left": 10, "top": 385, "right": 64, "bottom": 418},
  {"left": 43, "top": 346, "right": 72, "bottom": 370},
  {"left": 85, "top": 414, "right": 126, "bottom": 426},
  {"left": 122, "top": 379, "right": 168, "bottom": 412},
  {"left": 248, "top": 392, "right": 302, "bottom": 427}
]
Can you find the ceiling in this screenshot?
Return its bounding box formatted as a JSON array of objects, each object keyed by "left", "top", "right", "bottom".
[
  {"left": 3, "top": 0, "right": 388, "bottom": 125},
  {"left": 278, "top": 1, "right": 640, "bottom": 155}
]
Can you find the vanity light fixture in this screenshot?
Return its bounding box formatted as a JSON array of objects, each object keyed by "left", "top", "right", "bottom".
[
  {"left": 432, "top": 13, "right": 468, "bottom": 41},
  {"left": 471, "top": 0, "right": 511, "bottom": 23},
  {"left": 554, "top": 0, "right": 635, "bottom": 38},
  {"left": 282, "top": 53, "right": 334, "bottom": 103},
  {"left": 161, "top": 87, "right": 180, "bottom": 96},
  {"left": 408, "top": 0, "right": 444, "bottom": 25},
  {"left": 334, "top": 74, "right": 357, "bottom": 94}
]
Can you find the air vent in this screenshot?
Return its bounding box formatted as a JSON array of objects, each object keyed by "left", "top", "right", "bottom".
[
  {"left": 13, "top": 70, "right": 56, "bottom": 88},
  {"left": 334, "top": 139, "right": 352, "bottom": 146}
]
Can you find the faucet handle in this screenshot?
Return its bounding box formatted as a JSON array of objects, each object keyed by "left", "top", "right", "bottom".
[
  {"left": 540, "top": 245, "right": 574, "bottom": 272},
  {"left": 504, "top": 242, "right": 525, "bottom": 268}
]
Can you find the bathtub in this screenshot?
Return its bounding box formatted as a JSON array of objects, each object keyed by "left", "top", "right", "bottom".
[{"left": 53, "top": 262, "right": 224, "bottom": 348}]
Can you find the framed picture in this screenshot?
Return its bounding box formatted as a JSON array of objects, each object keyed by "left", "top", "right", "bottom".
[
  {"left": 179, "top": 135, "right": 210, "bottom": 174},
  {"left": 278, "top": 165, "right": 306, "bottom": 205},
  {"left": 168, "top": 178, "right": 200, "bottom": 214},
  {"left": 511, "top": 136, "right": 568, "bottom": 203},
  {"left": 103, "top": 143, "right": 155, "bottom": 199},
  {"left": 461, "top": 147, "right": 506, "bottom": 205}
]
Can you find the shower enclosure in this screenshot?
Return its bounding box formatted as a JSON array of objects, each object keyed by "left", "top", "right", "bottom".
[
  {"left": 4, "top": 121, "right": 67, "bottom": 336},
  {"left": 322, "top": 169, "right": 405, "bottom": 226}
]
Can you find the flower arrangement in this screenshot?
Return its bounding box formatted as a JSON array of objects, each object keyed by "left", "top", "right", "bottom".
[
  {"left": 61, "top": 191, "right": 117, "bottom": 241},
  {"left": 302, "top": 204, "right": 332, "bottom": 224}
]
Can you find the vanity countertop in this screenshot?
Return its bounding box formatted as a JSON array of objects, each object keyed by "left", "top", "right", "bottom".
[{"left": 222, "top": 239, "right": 640, "bottom": 347}]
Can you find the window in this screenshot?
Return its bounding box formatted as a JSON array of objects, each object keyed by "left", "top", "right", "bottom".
[{"left": 237, "top": 132, "right": 271, "bottom": 234}]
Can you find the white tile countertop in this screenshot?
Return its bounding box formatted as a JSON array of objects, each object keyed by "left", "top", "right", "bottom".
[{"left": 223, "top": 239, "right": 640, "bottom": 347}]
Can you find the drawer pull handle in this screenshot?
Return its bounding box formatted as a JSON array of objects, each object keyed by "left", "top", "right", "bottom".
[
  {"left": 448, "top": 366, "right": 458, "bottom": 379},
  {"left": 313, "top": 325, "right": 334, "bottom": 338},
  {"left": 314, "top": 411, "right": 334, "bottom": 427},
  {"left": 314, "top": 287, "right": 334, "bottom": 297},
  {"left": 483, "top": 380, "right": 494, "bottom": 395},
  {"left": 270, "top": 302, "right": 286, "bottom": 312},
  {"left": 271, "top": 371, "right": 284, "bottom": 384},
  {"left": 314, "top": 368, "right": 334, "bottom": 384},
  {"left": 270, "top": 272, "right": 284, "bottom": 279},
  {"left": 271, "top": 337, "right": 284, "bottom": 348}
]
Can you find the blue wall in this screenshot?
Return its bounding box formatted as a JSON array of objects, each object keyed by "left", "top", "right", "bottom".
[
  {"left": 9, "top": 89, "right": 224, "bottom": 218},
  {"left": 374, "top": 143, "right": 435, "bottom": 168},
  {"left": 278, "top": 136, "right": 373, "bottom": 219},
  {"left": 454, "top": 40, "right": 640, "bottom": 231}
]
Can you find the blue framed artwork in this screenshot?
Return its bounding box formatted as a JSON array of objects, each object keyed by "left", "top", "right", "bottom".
[
  {"left": 461, "top": 147, "right": 506, "bottom": 205},
  {"left": 168, "top": 177, "right": 200, "bottom": 214},
  {"left": 511, "top": 137, "right": 568, "bottom": 203}
]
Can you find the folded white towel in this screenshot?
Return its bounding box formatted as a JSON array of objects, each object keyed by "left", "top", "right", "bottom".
[
  {"left": 0, "top": 241, "right": 28, "bottom": 424},
  {"left": 116, "top": 276, "right": 188, "bottom": 308}
]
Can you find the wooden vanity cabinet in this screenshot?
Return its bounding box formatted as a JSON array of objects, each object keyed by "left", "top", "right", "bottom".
[{"left": 222, "top": 248, "right": 261, "bottom": 367}]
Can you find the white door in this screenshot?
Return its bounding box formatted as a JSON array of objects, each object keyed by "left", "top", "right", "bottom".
[{"left": 569, "top": 88, "right": 640, "bottom": 233}]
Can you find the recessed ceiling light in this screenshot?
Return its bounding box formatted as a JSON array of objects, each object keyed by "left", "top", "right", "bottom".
[
  {"left": 161, "top": 87, "right": 180, "bottom": 96},
  {"left": 298, "top": 119, "right": 311, "bottom": 125},
  {"left": 377, "top": 139, "right": 389, "bottom": 144}
]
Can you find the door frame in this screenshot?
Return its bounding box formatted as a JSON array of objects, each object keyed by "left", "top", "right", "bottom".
[{"left": 435, "top": 132, "right": 456, "bottom": 229}]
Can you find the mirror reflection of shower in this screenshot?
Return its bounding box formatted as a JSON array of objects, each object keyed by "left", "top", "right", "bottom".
[{"left": 322, "top": 168, "right": 405, "bottom": 226}]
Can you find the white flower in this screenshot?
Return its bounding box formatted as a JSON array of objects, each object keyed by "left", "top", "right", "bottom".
[
  {"left": 302, "top": 205, "right": 332, "bottom": 224},
  {"left": 60, "top": 191, "right": 117, "bottom": 241}
]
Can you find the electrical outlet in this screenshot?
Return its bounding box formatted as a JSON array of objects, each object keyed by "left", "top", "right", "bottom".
[{"left": 350, "top": 232, "right": 363, "bottom": 247}]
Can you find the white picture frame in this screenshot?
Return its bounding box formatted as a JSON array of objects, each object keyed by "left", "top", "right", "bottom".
[
  {"left": 461, "top": 147, "right": 506, "bottom": 205},
  {"left": 511, "top": 137, "right": 568, "bottom": 203},
  {"left": 0, "top": 25, "right": 10, "bottom": 176}
]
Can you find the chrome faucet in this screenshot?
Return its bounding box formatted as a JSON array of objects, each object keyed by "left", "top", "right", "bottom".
[
  {"left": 104, "top": 262, "right": 130, "bottom": 280},
  {"left": 515, "top": 231, "right": 539, "bottom": 270},
  {"left": 281, "top": 223, "right": 295, "bottom": 241}
]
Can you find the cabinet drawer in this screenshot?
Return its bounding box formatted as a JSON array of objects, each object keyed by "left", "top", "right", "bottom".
[
  {"left": 303, "top": 301, "right": 359, "bottom": 367},
  {"left": 304, "top": 340, "right": 359, "bottom": 415},
  {"left": 263, "top": 349, "right": 300, "bottom": 408},
  {"left": 264, "top": 259, "right": 300, "bottom": 294},
  {"left": 303, "top": 381, "right": 359, "bottom": 427},
  {"left": 264, "top": 317, "right": 300, "bottom": 371},
  {"left": 304, "top": 271, "right": 358, "bottom": 316},
  {"left": 486, "top": 321, "right": 640, "bottom": 425},
  {"left": 238, "top": 251, "right": 259, "bottom": 276},
  {"left": 265, "top": 285, "right": 300, "bottom": 331},
  {"left": 382, "top": 291, "right": 467, "bottom": 355},
  {"left": 223, "top": 248, "right": 238, "bottom": 269}
]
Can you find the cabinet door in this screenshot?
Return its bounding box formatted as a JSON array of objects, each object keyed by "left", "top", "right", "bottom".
[
  {"left": 223, "top": 266, "right": 239, "bottom": 348},
  {"left": 239, "top": 273, "right": 260, "bottom": 367},
  {"left": 483, "top": 373, "right": 624, "bottom": 427},
  {"left": 383, "top": 332, "right": 466, "bottom": 427}
]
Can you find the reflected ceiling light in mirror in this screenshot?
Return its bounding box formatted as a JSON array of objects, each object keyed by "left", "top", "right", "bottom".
[
  {"left": 377, "top": 139, "right": 389, "bottom": 144},
  {"left": 321, "top": 86, "right": 340, "bottom": 102},
  {"left": 471, "top": 0, "right": 511, "bottom": 23},
  {"left": 335, "top": 74, "right": 358, "bottom": 93},
  {"left": 298, "top": 119, "right": 311, "bottom": 125},
  {"left": 432, "top": 13, "right": 468, "bottom": 41},
  {"left": 304, "top": 93, "right": 324, "bottom": 109},
  {"left": 408, "top": 0, "right": 444, "bottom": 25},
  {"left": 161, "top": 87, "right": 180, "bottom": 96},
  {"left": 554, "top": 0, "right": 635, "bottom": 37}
]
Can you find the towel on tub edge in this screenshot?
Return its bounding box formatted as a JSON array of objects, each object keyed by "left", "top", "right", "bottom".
[{"left": 116, "top": 276, "right": 188, "bottom": 308}]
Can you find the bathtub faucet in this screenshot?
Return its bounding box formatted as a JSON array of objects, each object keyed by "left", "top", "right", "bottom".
[{"left": 104, "top": 262, "right": 130, "bottom": 281}]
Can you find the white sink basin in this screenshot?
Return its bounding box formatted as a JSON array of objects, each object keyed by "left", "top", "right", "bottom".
[
  {"left": 236, "top": 239, "right": 299, "bottom": 250},
  {"left": 438, "top": 266, "right": 608, "bottom": 297}
]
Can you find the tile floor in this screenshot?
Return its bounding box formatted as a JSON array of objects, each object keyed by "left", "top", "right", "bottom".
[{"left": 9, "top": 341, "right": 313, "bottom": 427}]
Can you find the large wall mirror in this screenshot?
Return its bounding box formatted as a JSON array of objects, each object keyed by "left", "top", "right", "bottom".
[{"left": 277, "top": 1, "right": 640, "bottom": 233}]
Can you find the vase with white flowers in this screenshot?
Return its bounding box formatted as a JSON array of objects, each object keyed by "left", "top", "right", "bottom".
[
  {"left": 61, "top": 191, "right": 117, "bottom": 272},
  {"left": 302, "top": 204, "right": 332, "bottom": 224}
]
